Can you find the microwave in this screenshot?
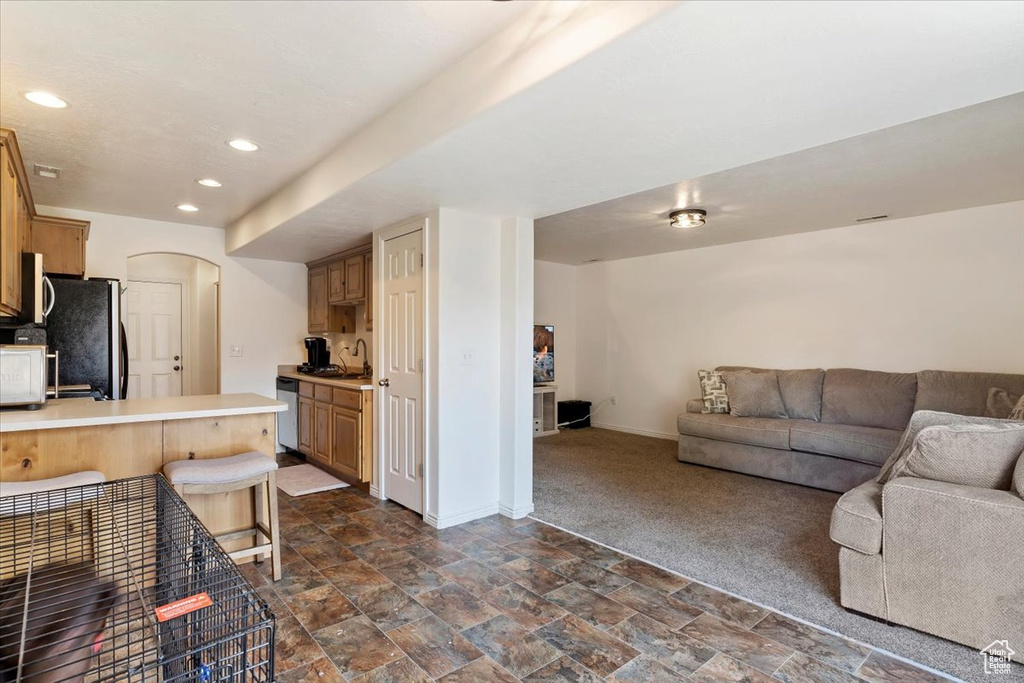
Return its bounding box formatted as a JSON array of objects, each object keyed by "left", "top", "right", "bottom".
[{"left": 0, "top": 345, "right": 50, "bottom": 409}]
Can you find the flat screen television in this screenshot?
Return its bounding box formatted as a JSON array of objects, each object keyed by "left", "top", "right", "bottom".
[{"left": 533, "top": 324, "right": 554, "bottom": 384}]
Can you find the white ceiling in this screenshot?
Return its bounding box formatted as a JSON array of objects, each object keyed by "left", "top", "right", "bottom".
[
  {"left": 535, "top": 94, "right": 1024, "bottom": 264},
  {"left": 0, "top": 0, "right": 533, "bottom": 226},
  {"left": 226, "top": 0, "right": 1024, "bottom": 261}
]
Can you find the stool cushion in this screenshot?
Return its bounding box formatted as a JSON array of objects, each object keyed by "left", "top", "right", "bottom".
[
  {"left": 164, "top": 452, "right": 278, "bottom": 485},
  {"left": 0, "top": 471, "right": 106, "bottom": 516}
]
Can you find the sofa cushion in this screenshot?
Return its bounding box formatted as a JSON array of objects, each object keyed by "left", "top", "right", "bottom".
[
  {"left": 914, "top": 370, "right": 1024, "bottom": 417},
  {"left": 821, "top": 369, "right": 917, "bottom": 431},
  {"left": 717, "top": 366, "right": 824, "bottom": 421},
  {"left": 1011, "top": 395, "right": 1024, "bottom": 421},
  {"left": 986, "top": 387, "right": 1021, "bottom": 419},
  {"left": 830, "top": 481, "right": 883, "bottom": 555},
  {"left": 1014, "top": 454, "right": 1024, "bottom": 495},
  {"left": 721, "top": 370, "right": 787, "bottom": 419},
  {"left": 698, "top": 370, "right": 730, "bottom": 414},
  {"left": 789, "top": 421, "right": 901, "bottom": 466},
  {"left": 888, "top": 423, "right": 1024, "bottom": 490},
  {"left": 677, "top": 413, "right": 791, "bottom": 451}
]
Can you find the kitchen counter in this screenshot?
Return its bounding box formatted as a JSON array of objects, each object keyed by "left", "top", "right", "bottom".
[
  {"left": 278, "top": 366, "right": 374, "bottom": 391},
  {"left": 0, "top": 393, "right": 286, "bottom": 433}
]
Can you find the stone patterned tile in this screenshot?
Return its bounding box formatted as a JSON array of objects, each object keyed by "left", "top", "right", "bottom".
[
  {"left": 680, "top": 613, "right": 794, "bottom": 675},
  {"left": 506, "top": 537, "right": 577, "bottom": 569},
  {"left": 463, "top": 615, "right": 562, "bottom": 678},
  {"left": 673, "top": 582, "right": 769, "bottom": 629},
  {"left": 274, "top": 558, "right": 330, "bottom": 597},
  {"left": 301, "top": 505, "right": 351, "bottom": 529},
  {"left": 437, "top": 558, "right": 511, "bottom": 596},
  {"left": 292, "top": 538, "right": 360, "bottom": 570},
  {"left": 257, "top": 542, "right": 305, "bottom": 578},
  {"left": 438, "top": 656, "right": 519, "bottom": 683},
  {"left": 422, "top": 526, "right": 480, "bottom": 547},
  {"left": 351, "top": 539, "right": 414, "bottom": 568},
  {"left": 557, "top": 537, "right": 628, "bottom": 570},
  {"left": 415, "top": 582, "right": 500, "bottom": 631},
  {"left": 351, "top": 657, "right": 432, "bottom": 683},
  {"left": 275, "top": 615, "right": 324, "bottom": 675},
  {"left": 352, "top": 583, "right": 432, "bottom": 631},
  {"left": 521, "top": 655, "right": 604, "bottom": 683},
  {"left": 608, "top": 581, "right": 703, "bottom": 630},
  {"left": 544, "top": 583, "right": 637, "bottom": 630},
  {"left": 482, "top": 582, "right": 567, "bottom": 631},
  {"left": 287, "top": 522, "right": 335, "bottom": 545},
  {"left": 387, "top": 507, "right": 432, "bottom": 530},
  {"left": 516, "top": 521, "right": 578, "bottom": 546},
  {"left": 690, "top": 652, "right": 778, "bottom": 683},
  {"left": 607, "top": 655, "right": 689, "bottom": 682},
  {"left": 536, "top": 614, "right": 641, "bottom": 678},
  {"left": 497, "top": 557, "right": 572, "bottom": 595},
  {"left": 378, "top": 557, "right": 448, "bottom": 596},
  {"left": 256, "top": 585, "right": 291, "bottom": 619},
  {"left": 333, "top": 495, "right": 377, "bottom": 514},
  {"left": 404, "top": 538, "right": 469, "bottom": 568},
  {"left": 324, "top": 522, "right": 383, "bottom": 547},
  {"left": 554, "top": 558, "right": 633, "bottom": 595},
  {"left": 278, "top": 656, "right": 346, "bottom": 683},
  {"left": 856, "top": 651, "right": 950, "bottom": 683},
  {"left": 387, "top": 615, "right": 483, "bottom": 679},
  {"left": 284, "top": 583, "right": 361, "bottom": 633},
  {"left": 462, "top": 518, "right": 531, "bottom": 546},
  {"left": 375, "top": 521, "right": 430, "bottom": 547},
  {"left": 238, "top": 561, "right": 268, "bottom": 589},
  {"left": 775, "top": 651, "right": 865, "bottom": 683},
  {"left": 350, "top": 509, "right": 398, "bottom": 531},
  {"left": 608, "top": 613, "right": 717, "bottom": 676},
  {"left": 313, "top": 615, "right": 403, "bottom": 680},
  {"left": 750, "top": 613, "right": 871, "bottom": 673},
  {"left": 321, "top": 559, "right": 394, "bottom": 597},
  {"left": 609, "top": 558, "right": 691, "bottom": 594},
  {"left": 458, "top": 537, "right": 523, "bottom": 569},
  {"left": 497, "top": 514, "right": 536, "bottom": 528}
]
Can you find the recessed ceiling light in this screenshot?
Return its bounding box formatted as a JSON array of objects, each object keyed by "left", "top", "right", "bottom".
[
  {"left": 25, "top": 91, "right": 68, "bottom": 108},
  {"left": 196, "top": 178, "right": 222, "bottom": 188},
  {"left": 227, "top": 139, "right": 259, "bottom": 152},
  {"left": 177, "top": 204, "right": 199, "bottom": 212},
  {"left": 669, "top": 208, "right": 707, "bottom": 229}
]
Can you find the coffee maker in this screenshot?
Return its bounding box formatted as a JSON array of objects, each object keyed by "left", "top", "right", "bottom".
[{"left": 303, "top": 337, "right": 330, "bottom": 368}]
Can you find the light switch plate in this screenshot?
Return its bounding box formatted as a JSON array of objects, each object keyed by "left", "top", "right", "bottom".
[{"left": 229, "top": 345, "right": 244, "bottom": 357}]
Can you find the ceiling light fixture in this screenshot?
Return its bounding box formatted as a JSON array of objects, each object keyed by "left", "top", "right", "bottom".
[
  {"left": 196, "top": 178, "right": 222, "bottom": 188},
  {"left": 669, "top": 208, "right": 707, "bottom": 229},
  {"left": 25, "top": 91, "right": 68, "bottom": 109},
  {"left": 227, "top": 139, "right": 259, "bottom": 152},
  {"left": 177, "top": 204, "right": 199, "bottom": 212}
]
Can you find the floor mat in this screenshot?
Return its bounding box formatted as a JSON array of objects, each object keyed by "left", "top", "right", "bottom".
[{"left": 276, "top": 463, "right": 349, "bottom": 497}]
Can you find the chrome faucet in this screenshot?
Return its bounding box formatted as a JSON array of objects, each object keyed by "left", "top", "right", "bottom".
[{"left": 353, "top": 338, "right": 371, "bottom": 377}]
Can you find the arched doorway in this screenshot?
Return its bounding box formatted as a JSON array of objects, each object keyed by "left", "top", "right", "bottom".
[{"left": 125, "top": 253, "right": 220, "bottom": 398}]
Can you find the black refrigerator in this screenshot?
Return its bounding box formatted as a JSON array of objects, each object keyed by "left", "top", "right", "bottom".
[{"left": 46, "top": 277, "right": 128, "bottom": 400}]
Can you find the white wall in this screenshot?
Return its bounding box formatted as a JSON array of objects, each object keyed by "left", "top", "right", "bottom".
[
  {"left": 575, "top": 201, "right": 1024, "bottom": 438},
  {"left": 40, "top": 206, "right": 307, "bottom": 400},
  {"left": 534, "top": 260, "right": 578, "bottom": 400}
]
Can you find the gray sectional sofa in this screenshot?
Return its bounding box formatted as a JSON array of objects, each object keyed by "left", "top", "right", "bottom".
[{"left": 679, "top": 367, "right": 1024, "bottom": 492}]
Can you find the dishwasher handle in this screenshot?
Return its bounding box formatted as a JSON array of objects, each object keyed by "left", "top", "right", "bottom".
[{"left": 276, "top": 377, "right": 298, "bottom": 392}]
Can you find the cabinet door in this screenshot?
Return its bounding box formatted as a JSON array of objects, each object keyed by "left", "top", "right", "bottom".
[
  {"left": 298, "top": 396, "right": 314, "bottom": 456},
  {"left": 331, "top": 405, "right": 361, "bottom": 479},
  {"left": 30, "top": 217, "right": 86, "bottom": 277},
  {"left": 312, "top": 401, "right": 332, "bottom": 464},
  {"left": 344, "top": 255, "right": 365, "bottom": 301},
  {"left": 308, "top": 265, "right": 328, "bottom": 333},
  {"left": 328, "top": 260, "right": 346, "bottom": 304},
  {"left": 0, "top": 145, "right": 19, "bottom": 317},
  {"left": 364, "top": 253, "right": 373, "bottom": 331}
]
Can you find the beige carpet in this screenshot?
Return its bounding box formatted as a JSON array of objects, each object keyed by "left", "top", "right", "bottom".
[
  {"left": 532, "top": 428, "right": 1012, "bottom": 683},
  {"left": 276, "top": 464, "right": 349, "bottom": 497}
]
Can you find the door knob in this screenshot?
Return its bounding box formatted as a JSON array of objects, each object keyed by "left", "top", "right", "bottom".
[
  {"left": 378, "top": 378, "right": 389, "bottom": 387},
  {"left": 173, "top": 365, "right": 181, "bottom": 372}
]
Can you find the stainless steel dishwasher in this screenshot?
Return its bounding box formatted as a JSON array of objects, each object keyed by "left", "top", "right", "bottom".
[{"left": 276, "top": 376, "right": 298, "bottom": 451}]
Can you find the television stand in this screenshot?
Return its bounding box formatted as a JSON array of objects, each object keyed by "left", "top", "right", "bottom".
[{"left": 533, "top": 385, "right": 559, "bottom": 437}]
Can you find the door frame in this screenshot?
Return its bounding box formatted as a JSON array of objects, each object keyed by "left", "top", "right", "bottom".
[
  {"left": 372, "top": 216, "right": 429, "bottom": 515},
  {"left": 126, "top": 278, "right": 188, "bottom": 398}
]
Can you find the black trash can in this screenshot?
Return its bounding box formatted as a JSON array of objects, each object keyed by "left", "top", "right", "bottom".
[{"left": 558, "top": 400, "right": 592, "bottom": 429}]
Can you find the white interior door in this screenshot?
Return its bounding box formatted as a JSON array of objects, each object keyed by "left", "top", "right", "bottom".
[
  {"left": 125, "top": 281, "right": 183, "bottom": 398},
  {"left": 381, "top": 229, "right": 424, "bottom": 513}
]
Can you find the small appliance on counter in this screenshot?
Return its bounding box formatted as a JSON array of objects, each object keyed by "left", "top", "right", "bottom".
[
  {"left": 298, "top": 336, "right": 344, "bottom": 375},
  {"left": 0, "top": 344, "right": 52, "bottom": 409}
]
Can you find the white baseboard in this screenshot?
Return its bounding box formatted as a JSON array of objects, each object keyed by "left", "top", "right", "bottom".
[
  {"left": 425, "top": 502, "right": 500, "bottom": 529},
  {"left": 369, "top": 484, "right": 382, "bottom": 500},
  {"left": 590, "top": 421, "right": 677, "bottom": 441},
  {"left": 499, "top": 502, "right": 535, "bottom": 519}
]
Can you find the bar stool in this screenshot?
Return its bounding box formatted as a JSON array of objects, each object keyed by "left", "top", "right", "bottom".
[{"left": 162, "top": 452, "right": 282, "bottom": 581}]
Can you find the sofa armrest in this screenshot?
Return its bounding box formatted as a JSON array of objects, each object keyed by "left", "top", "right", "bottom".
[
  {"left": 881, "top": 478, "right": 1024, "bottom": 650},
  {"left": 686, "top": 398, "right": 704, "bottom": 414}
]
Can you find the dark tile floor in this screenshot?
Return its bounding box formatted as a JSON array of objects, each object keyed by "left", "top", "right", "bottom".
[{"left": 250, "top": 466, "right": 948, "bottom": 682}]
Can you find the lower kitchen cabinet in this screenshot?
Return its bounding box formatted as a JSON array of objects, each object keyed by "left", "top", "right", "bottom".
[
  {"left": 331, "top": 406, "right": 360, "bottom": 478},
  {"left": 313, "top": 400, "right": 332, "bottom": 465},
  {"left": 298, "top": 396, "right": 314, "bottom": 456},
  {"left": 296, "top": 380, "right": 373, "bottom": 483}
]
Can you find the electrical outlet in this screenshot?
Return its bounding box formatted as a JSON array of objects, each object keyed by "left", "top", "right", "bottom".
[
  {"left": 229, "top": 345, "right": 243, "bottom": 358},
  {"left": 610, "top": 396, "right": 617, "bottom": 405}
]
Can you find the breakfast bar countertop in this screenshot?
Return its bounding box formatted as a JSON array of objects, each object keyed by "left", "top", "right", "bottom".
[{"left": 0, "top": 393, "right": 287, "bottom": 433}]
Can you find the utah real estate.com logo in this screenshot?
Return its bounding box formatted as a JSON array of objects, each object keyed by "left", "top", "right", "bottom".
[{"left": 981, "top": 640, "right": 1015, "bottom": 676}]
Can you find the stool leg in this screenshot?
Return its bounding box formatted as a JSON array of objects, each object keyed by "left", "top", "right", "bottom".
[
  {"left": 253, "top": 476, "right": 268, "bottom": 565},
  {"left": 267, "top": 471, "right": 282, "bottom": 582}
]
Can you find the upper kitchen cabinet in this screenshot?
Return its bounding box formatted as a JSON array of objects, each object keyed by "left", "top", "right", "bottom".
[
  {"left": 1, "top": 129, "right": 33, "bottom": 317},
  {"left": 307, "top": 243, "right": 372, "bottom": 332},
  {"left": 32, "top": 215, "right": 89, "bottom": 277},
  {"left": 308, "top": 264, "right": 356, "bottom": 334}
]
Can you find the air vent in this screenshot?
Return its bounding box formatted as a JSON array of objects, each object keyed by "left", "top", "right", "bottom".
[
  {"left": 33, "top": 164, "right": 61, "bottom": 179},
  {"left": 855, "top": 214, "right": 889, "bottom": 223},
  {"left": 582, "top": 258, "right": 603, "bottom": 264}
]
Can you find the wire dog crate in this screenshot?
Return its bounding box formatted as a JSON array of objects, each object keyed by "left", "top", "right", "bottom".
[{"left": 0, "top": 475, "right": 275, "bottom": 682}]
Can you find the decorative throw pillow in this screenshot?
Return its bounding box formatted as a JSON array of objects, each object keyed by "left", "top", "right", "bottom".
[
  {"left": 698, "top": 370, "right": 730, "bottom": 414},
  {"left": 720, "top": 370, "right": 788, "bottom": 419},
  {"left": 888, "top": 423, "right": 1024, "bottom": 490},
  {"left": 986, "top": 387, "right": 1022, "bottom": 419},
  {"left": 1010, "top": 394, "right": 1024, "bottom": 421}
]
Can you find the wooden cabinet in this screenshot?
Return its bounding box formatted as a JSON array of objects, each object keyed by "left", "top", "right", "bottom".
[
  {"left": 331, "top": 406, "right": 361, "bottom": 478},
  {"left": 294, "top": 378, "right": 373, "bottom": 483},
  {"left": 306, "top": 243, "right": 373, "bottom": 330},
  {"left": 365, "top": 253, "right": 373, "bottom": 332},
  {"left": 308, "top": 264, "right": 356, "bottom": 334},
  {"left": 31, "top": 216, "right": 89, "bottom": 277},
  {"left": 328, "top": 261, "right": 345, "bottom": 304},
  {"left": 313, "top": 401, "right": 332, "bottom": 465},
  {"left": 343, "top": 255, "right": 365, "bottom": 301},
  {"left": 0, "top": 129, "right": 31, "bottom": 318},
  {"left": 298, "top": 395, "right": 314, "bottom": 456}
]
